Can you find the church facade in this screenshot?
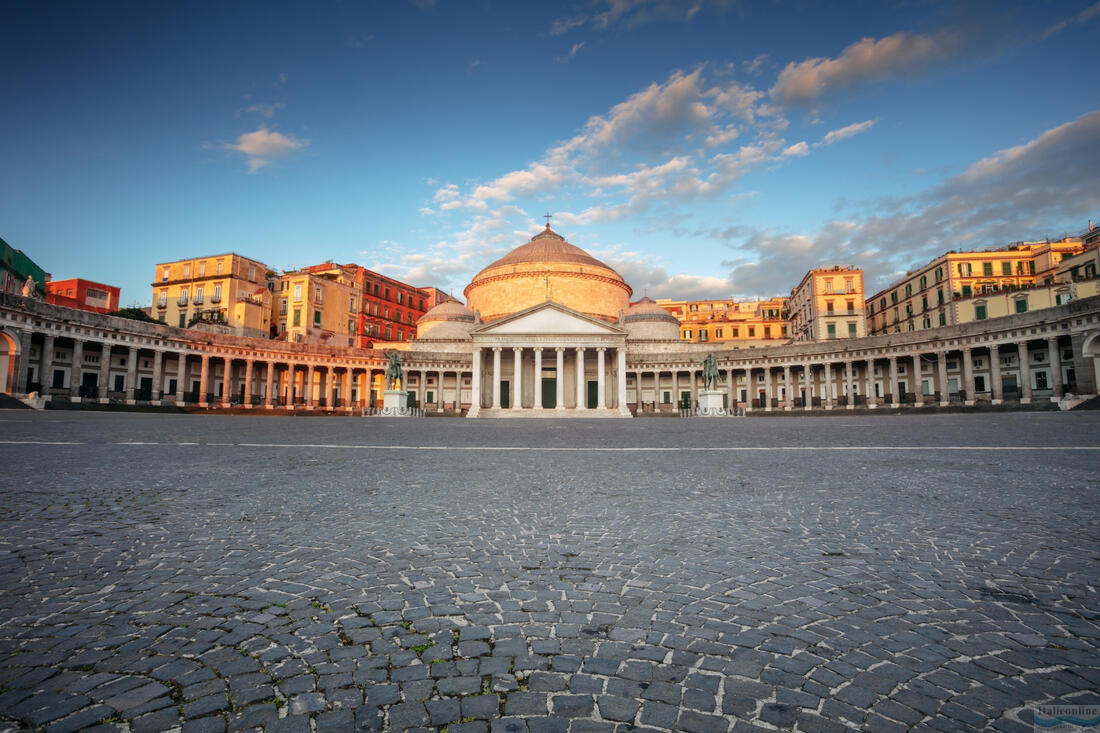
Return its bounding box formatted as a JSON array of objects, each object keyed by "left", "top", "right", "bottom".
[{"left": 2, "top": 226, "right": 1100, "bottom": 415}]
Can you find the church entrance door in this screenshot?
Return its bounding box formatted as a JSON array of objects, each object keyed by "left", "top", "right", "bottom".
[
  {"left": 500, "top": 381, "right": 510, "bottom": 409},
  {"left": 542, "top": 378, "right": 556, "bottom": 409},
  {"left": 586, "top": 381, "right": 598, "bottom": 409}
]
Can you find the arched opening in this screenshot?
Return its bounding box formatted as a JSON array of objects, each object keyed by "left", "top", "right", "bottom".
[{"left": 0, "top": 330, "right": 18, "bottom": 395}]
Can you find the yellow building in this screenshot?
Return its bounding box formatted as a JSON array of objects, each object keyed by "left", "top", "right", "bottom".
[
  {"left": 271, "top": 267, "right": 360, "bottom": 347},
  {"left": 788, "top": 266, "right": 866, "bottom": 341},
  {"left": 867, "top": 238, "right": 1085, "bottom": 335},
  {"left": 954, "top": 278, "right": 1100, "bottom": 324},
  {"left": 152, "top": 253, "right": 271, "bottom": 338},
  {"left": 655, "top": 297, "right": 789, "bottom": 344}
]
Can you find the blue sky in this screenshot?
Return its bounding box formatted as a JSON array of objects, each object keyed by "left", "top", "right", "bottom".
[{"left": 2, "top": 1, "right": 1099, "bottom": 306}]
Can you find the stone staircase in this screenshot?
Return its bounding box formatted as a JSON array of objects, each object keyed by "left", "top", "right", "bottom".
[{"left": 468, "top": 406, "right": 630, "bottom": 418}]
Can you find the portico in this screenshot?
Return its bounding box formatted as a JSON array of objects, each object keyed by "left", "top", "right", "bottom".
[{"left": 466, "top": 302, "right": 631, "bottom": 417}]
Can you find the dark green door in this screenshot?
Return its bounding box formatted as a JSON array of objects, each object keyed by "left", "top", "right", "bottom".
[
  {"left": 587, "top": 381, "right": 598, "bottom": 409},
  {"left": 542, "top": 378, "right": 556, "bottom": 408},
  {"left": 500, "top": 381, "right": 510, "bottom": 408},
  {"left": 406, "top": 390, "right": 416, "bottom": 408}
]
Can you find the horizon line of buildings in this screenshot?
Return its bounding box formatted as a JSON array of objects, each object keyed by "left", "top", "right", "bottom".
[{"left": 4, "top": 221, "right": 1098, "bottom": 351}]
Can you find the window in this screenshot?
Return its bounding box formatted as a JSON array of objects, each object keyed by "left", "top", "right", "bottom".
[
  {"left": 935, "top": 267, "right": 943, "bottom": 281},
  {"left": 212, "top": 284, "right": 222, "bottom": 303},
  {"left": 293, "top": 309, "right": 301, "bottom": 327},
  {"left": 385, "top": 287, "right": 391, "bottom": 300},
  {"left": 764, "top": 326, "right": 771, "bottom": 338},
  {"left": 349, "top": 297, "right": 356, "bottom": 313},
  {"left": 748, "top": 327, "right": 755, "bottom": 337},
  {"left": 982, "top": 262, "right": 993, "bottom": 276},
  {"left": 879, "top": 297, "right": 886, "bottom": 309},
  {"left": 919, "top": 275, "right": 927, "bottom": 289},
  {"left": 958, "top": 262, "right": 971, "bottom": 276},
  {"left": 939, "top": 312, "right": 947, "bottom": 326},
  {"left": 827, "top": 324, "right": 837, "bottom": 339},
  {"left": 294, "top": 284, "right": 302, "bottom": 302},
  {"left": 848, "top": 323, "right": 857, "bottom": 336},
  {"left": 217, "top": 260, "right": 224, "bottom": 275},
  {"left": 922, "top": 317, "right": 931, "bottom": 329},
  {"left": 248, "top": 265, "right": 255, "bottom": 281},
  {"left": 158, "top": 290, "right": 167, "bottom": 307},
  {"left": 844, "top": 278, "right": 853, "bottom": 292},
  {"left": 179, "top": 313, "right": 186, "bottom": 328},
  {"left": 962, "top": 285, "right": 972, "bottom": 296},
  {"left": 198, "top": 261, "right": 206, "bottom": 277},
  {"left": 161, "top": 267, "right": 169, "bottom": 282},
  {"left": 1014, "top": 298, "right": 1028, "bottom": 313},
  {"left": 280, "top": 298, "right": 287, "bottom": 314},
  {"left": 195, "top": 286, "right": 204, "bottom": 304},
  {"left": 937, "top": 289, "right": 944, "bottom": 304},
  {"left": 732, "top": 327, "right": 739, "bottom": 338},
  {"left": 1055, "top": 292, "right": 1071, "bottom": 305},
  {"left": 314, "top": 310, "right": 322, "bottom": 326},
  {"left": 905, "top": 283, "right": 912, "bottom": 297},
  {"left": 921, "top": 295, "right": 928, "bottom": 311},
  {"left": 698, "top": 330, "right": 708, "bottom": 341},
  {"left": 1002, "top": 262, "right": 1012, "bottom": 276},
  {"left": 314, "top": 286, "right": 323, "bottom": 304},
  {"left": 183, "top": 263, "right": 191, "bottom": 277},
  {"left": 1036, "top": 371, "right": 1048, "bottom": 390},
  {"left": 824, "top": 278, "right": 833, "bottom": 294},
  {"left": 1028, "top": 261, "right": 1036, "bottom": 274},
  {"left": 826, "top": 301, "right": 834, "bottom": 314},
  {"left": 975, "top": 304, "right": 987, "bottom": 320},
  {"left": 891, "top": 291, "right": 898, "bottom": 304},
  {"left": 683, "top": 330, "right": 692, "bottom": 339},
  {"left": 715, "top": 328, "right": 723, "bottom": 338},
  {"left": 398, "top": 292, "right": 404, "bottom": 304},
  {"left": 179, "top": 288, "right": 189, "bottom": 305}
]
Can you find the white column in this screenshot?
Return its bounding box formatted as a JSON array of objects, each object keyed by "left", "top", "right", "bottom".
[
  {"left": 471, "top": 348, "right": 482, "bottom": 411},
  {"left": 866, "top": 360, "right": 877, "bottom": 408},
  {"left": 911, "top": 355, "right": 922, "bottom": 406},
  {"left": 823, "top": 363, "right": 833, "bottom": 409},
  {"left": 512, "top": 347, "right": 523, "bottom": 410},
  {"left": 1019, "top": 343, "right": 1032, "bottom": 403},
  {"left": 126, "top": 347, "right": 138, "bottom": 402},
  {"left": 844, "top": 361, "right": 854, "bottom": 410},
  {"left": 1048, "top": 337, "right": 1063, "bottom": 400},
  {"left": 491, "top": 347, "right": 502, "bottom": 409},
  {"left": 763, "top": 368, "right": 773, "bottom": 411},
  {"left": 244, "top": 359, "right": 254, "bottom": 408},
  {"left": 150, "top": 348, "right": 163, "bottom": 402},
  {"left": 616, "top": 348, "right": 628, "bottom": 413},
  {"left": 555, "top": 347, "right": 565, "bottom": 411},
  {"left": 265, "top": 362, "right": 275, "bottom": 408},
  {"left": 437, "top": 369, "right": 444, "bottom": 411},
  {"left": 888, "top": 356, "right": 899, "bottom": 407},
  {"left": 575, "top": 347, "right": 586, "bottom": 409},
  {"left": 596, "top": 347, "right": 607, "bottom": 409},
  {"left": 40, "top": 334, "right": 55, "bottom": 395},
  {"left": 990, "top": 346, "right": 1003, "bottom": 404},
  {"left": 803, "top": 364, "right": 812, "bottom": 410},
  {"left": 783, "top": 365, "right": 792, "bottom": 411},
  {"left": 962, "top": 348, "right": 975, "bottom": 406},
  {"left": 176, "top": 353, "right": 188, "bottom": 403},
  {"left": 198, "top": 353, "right": 210, "bottom": 406},
  {"left": 533, "top": 348, "right": 543, "bottom": 409},
  {"left": 727, "top": 367, "right": 736, "bottom": 408},
  {"left": 69, "top": 339, "right": 85, "bottom": 398},
  {"left": 937, "top": 351, "right": 949, "bottom": 406}
]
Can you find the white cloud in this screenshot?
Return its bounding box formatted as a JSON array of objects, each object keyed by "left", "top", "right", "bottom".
[
  {"left": 1043, "top": 0, "right": 1100, "bottom": 38},
  {"left": 550, "top": 0, "right": 730, "bottom": 35},
  {"left": 224, "top": 127, "right": 307, "bottom": 173},
  {"left": 782, "top": 141, "right": 809, "bottom": 157},
  {"left": 241, "top": 102, "right": 285, "bottom": 119},
  {"left": 556, "top": 42, "right": 586, "bottom": 63},
  {"left": 770, "top": 31, "right": 956, "bottom": 106},
  {"left": 821, "top": 119, "right": 876, "bottom": 145}
]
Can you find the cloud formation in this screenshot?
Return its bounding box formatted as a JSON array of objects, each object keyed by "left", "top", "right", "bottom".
[
  {"left": 770, "top": 31, "right": 955, "bottom": 106},
  {"left": 225, "top": 127, "right": 307, "bottom": 173},
  {"left": 821, "top": 119, "right": 876, "bottom": 145},
  {"left": 550, "top": 0, "right": 722, "bottom": 35}
]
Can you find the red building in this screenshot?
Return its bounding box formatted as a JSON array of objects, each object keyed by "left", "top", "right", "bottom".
[
  {"left": 300, "top": 263, "right": 437, "bottom": 347},
  {"left": 45, "top": 278, "right": 120, "bottom": 314}
]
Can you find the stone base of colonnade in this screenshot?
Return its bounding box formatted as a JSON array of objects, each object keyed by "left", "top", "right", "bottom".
[{"left": 471, "top": 407, "right": 632, "bottom": 418}]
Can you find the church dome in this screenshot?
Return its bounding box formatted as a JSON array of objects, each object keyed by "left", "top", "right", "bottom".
[
  {"left": 464, "top": 225, "right": 632, "bottom": 323},
  {"left": 416, "top": 299, "right": 476, "bottom": 340},
  {"left": 622, "top": 296, "right": 681, "bottom": 340}
]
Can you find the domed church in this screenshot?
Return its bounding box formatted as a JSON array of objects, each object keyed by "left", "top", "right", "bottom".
[{"left": 413, "top": 224, "right": 681, "bottom": 416}]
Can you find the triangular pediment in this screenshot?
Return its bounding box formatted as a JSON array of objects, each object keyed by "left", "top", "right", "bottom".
[{"left": 473, "top": 302, "right": 625, "bottom": 336}]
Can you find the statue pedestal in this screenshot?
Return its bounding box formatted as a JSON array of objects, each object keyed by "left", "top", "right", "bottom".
[
  {"left": 382, "top": 389, "right": 407, "bottom": 413},
  {"left": 696, "top": 389, "right": 734, "bottom": 416}
]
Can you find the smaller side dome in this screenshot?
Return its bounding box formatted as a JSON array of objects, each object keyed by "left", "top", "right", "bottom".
[
  {"left": 623, "top": 296, "right": 681, "bottom": 340},
  {"left": 416, "top": 299, "right": 476, "bottom": 340}
]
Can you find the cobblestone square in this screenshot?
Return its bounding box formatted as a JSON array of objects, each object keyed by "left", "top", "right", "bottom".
[{"left": 1, "top": 411, "right": 1098, "bottom": 732}]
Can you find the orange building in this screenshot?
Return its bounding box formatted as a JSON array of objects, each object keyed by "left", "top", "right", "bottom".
[
  {"left": 655, "top": 296, "right": 789, "bottom": 344},
  {"left": 45, "top": 278, "right": 120, "bottom": 314}
]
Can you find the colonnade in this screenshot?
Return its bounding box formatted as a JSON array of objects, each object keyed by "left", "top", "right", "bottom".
[
  {"left": 630, "top": 338, "right": 1070, "bottom": 411},
  {"left": 470, "top": 345, "right": 628, "bottom": 411}
]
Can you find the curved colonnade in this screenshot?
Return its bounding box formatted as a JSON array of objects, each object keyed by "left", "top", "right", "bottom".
[{"left": 2, "top": 292, "right": 1099, "bottom": 414}]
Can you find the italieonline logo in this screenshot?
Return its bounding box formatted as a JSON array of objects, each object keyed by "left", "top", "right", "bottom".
[{"left": 1034, "top": 705, "right": 1100, "bottom": 730}]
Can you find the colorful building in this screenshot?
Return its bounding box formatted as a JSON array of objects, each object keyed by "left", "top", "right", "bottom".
[
  {"left": 152, "top": 253, "right": 271, "bottom": 338},
  {"left": 788, "top": 266, "right": 866, "bottom": 341},
  {"left": 271, "top": 267, "right": 360, "bottom": 347},
  {"left": 1, "top": 237, "right": 48, "bottom": 296},
  {"left": 867, "top": 237, "right": 1085, "bottom": 335},
  {"left": 655, "top": 296, "right": 789, "bottom": 344},
  {"left": 45, "top": 278, "right": 120, "bottom": 314}
]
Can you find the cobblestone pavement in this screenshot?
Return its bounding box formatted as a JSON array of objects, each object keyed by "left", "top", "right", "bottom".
[{"left": 1, "top": 411, "right": 1098, "bottom": 732}]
